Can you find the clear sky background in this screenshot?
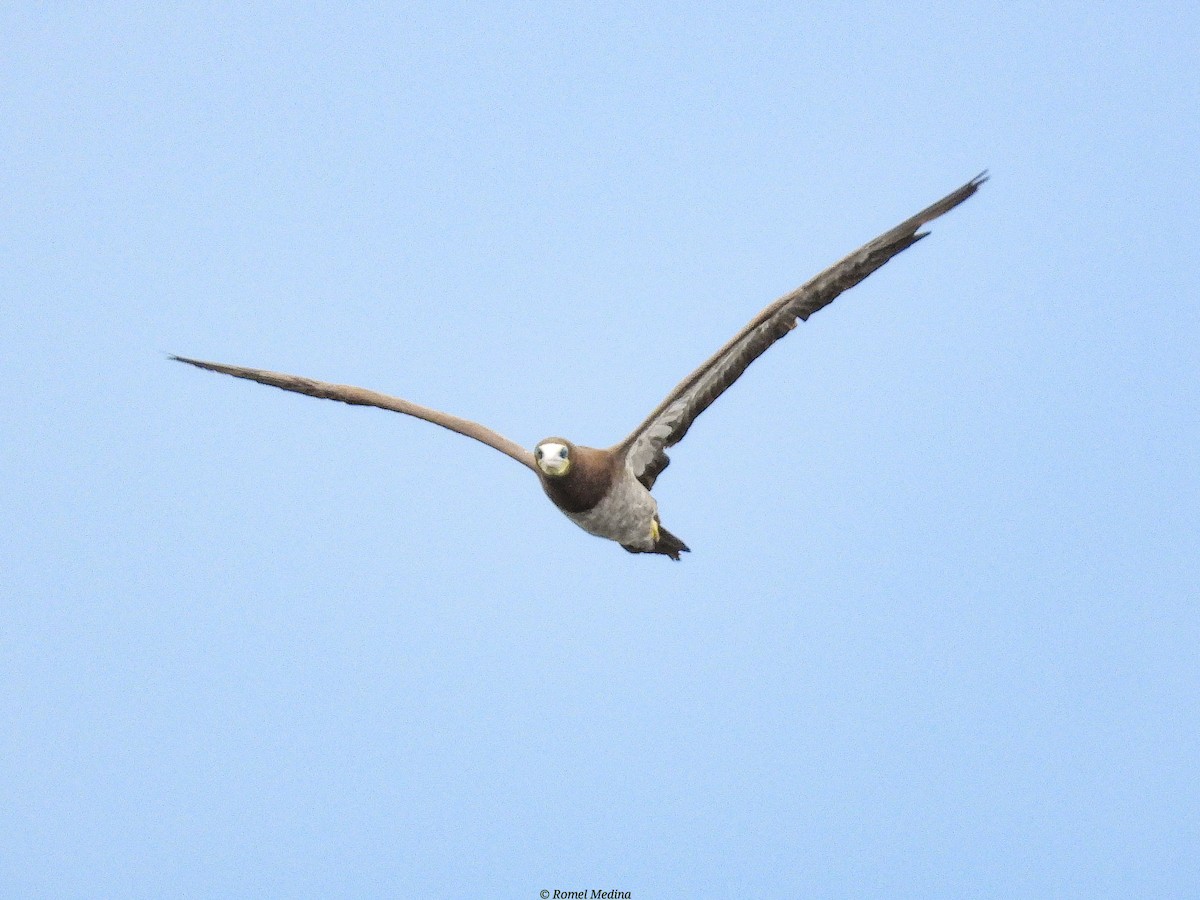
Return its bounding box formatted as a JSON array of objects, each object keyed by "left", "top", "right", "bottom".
[{"left": 2, "top": 2, "right": 1197, "bottom": 897}]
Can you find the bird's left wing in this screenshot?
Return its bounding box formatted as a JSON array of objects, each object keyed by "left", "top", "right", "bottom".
[
  {"left": 172, "top": 356, "right": 538, "bottom": 472},
  {"left": 614, "top": 173, "right": 986, "bottom": 489}
]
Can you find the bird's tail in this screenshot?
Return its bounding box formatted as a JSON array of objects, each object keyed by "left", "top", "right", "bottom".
[
  {"left": 654, "top": 526, "right": 690, "bottom": 561},
  {"left": 623, "top": 523, "right": 690, "bottom": 561}
]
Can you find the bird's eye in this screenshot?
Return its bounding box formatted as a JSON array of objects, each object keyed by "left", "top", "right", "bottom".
[
  {"left": 559, "top": 447, "right": 568, "bottom": 459},
  {"left": 535, "top": 448, "right": 543, "bottom": 459}
]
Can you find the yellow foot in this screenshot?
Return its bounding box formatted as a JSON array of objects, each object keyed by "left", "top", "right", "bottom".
[{"left": 650, "top": 519, "right": 661, "bottom": 542}]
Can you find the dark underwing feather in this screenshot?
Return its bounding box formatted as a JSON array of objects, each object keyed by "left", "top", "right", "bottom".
[{"left": 615, "top": 172, "right": 987, "bottom": 489}]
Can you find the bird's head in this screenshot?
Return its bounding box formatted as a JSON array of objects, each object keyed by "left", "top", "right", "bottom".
[{"left": 534, "top": 438, "right": 572, "bottom": 478}]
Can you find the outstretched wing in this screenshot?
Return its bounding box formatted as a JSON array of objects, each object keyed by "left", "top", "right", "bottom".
[
  {"left": 172, "top": 356, "right": 538, "bottom": 473},
  {"left": 615, "top": 172, "right": 987, "bottom": 489}
]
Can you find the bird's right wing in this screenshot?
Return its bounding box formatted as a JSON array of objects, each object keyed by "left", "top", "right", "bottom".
[{"left": 172, "top": 356, "right": 538, "bottom": 473}]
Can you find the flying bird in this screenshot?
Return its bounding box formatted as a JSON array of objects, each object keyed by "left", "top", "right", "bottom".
[{"left": 175, "top": 173, "right": 985, "bottom": 559}]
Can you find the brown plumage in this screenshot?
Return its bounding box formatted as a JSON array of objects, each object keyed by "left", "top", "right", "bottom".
[
  {"left": 530, "top": 438, "right": 689, "bottom": 559},
  {"left": 534, "top": 439, "right": 615, "bottom": 514},
  {"left": 173, "top": 173, "right": 986, "bottom": 559}
]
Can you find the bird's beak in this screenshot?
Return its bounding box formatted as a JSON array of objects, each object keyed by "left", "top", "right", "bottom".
[{"left": 537, "top": 456, "right": 570, "bottom": 477}]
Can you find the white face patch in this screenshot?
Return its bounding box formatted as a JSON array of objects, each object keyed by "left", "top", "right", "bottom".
[{"left": 534, "top": 441, "right": 571, "bottom": 476}]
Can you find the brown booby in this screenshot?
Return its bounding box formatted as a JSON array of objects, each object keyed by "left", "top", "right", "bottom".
[{"left": 174, "top": 173, "right": 985, "bottom": 559}]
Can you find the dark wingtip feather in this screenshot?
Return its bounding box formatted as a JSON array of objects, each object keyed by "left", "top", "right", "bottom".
[
  {"left": 170, "top": 355, "right": 236, "bottom": 376},
  {"left": 916, "top": 171, "right": 988, "bottom": 226}
]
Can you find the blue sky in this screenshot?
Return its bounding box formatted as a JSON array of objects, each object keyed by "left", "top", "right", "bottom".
[{"left": 2, "top": 2, "right": 1197, "bottom": 897}]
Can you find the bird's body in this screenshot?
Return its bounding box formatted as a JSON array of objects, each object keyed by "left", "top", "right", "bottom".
[
  {"left": 569, "top": 475, "right": 659, "bottom": 550},
  {"left": 533, "top": 438, "right": 684, "bottom": 557},
  {"left": 174, "top": 173, "right": 986, "bottom": 559},
  {"left": 555, "top": 459, "right": 660, "bottom": 552}
]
